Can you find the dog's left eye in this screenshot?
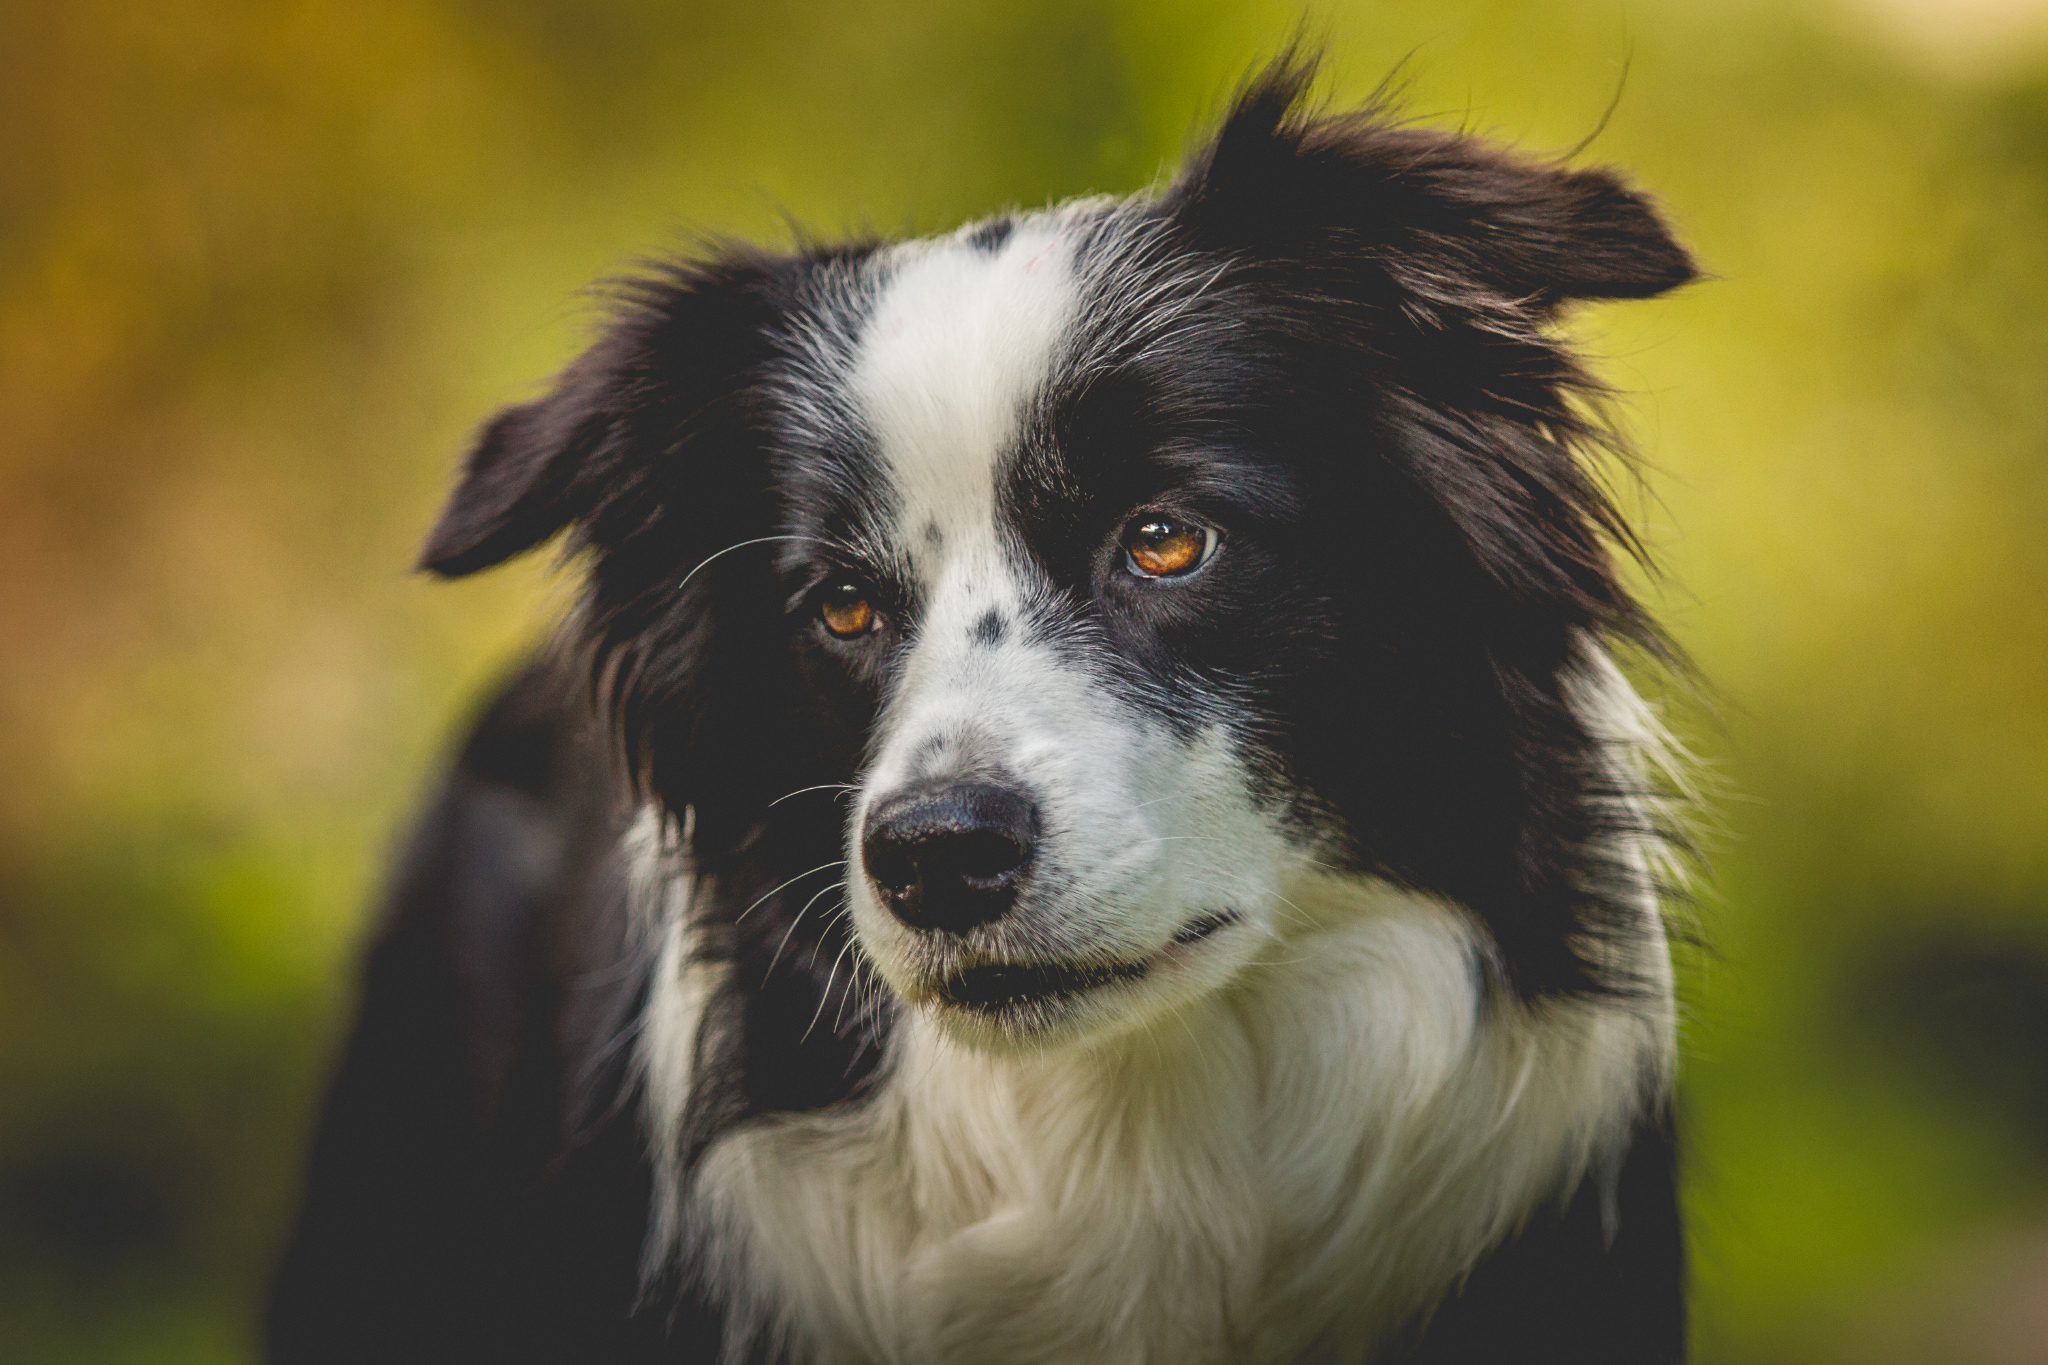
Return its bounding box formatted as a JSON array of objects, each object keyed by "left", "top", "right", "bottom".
[
  {"left": 1121, "top": 518, "right": 1217, "bottom": 578},
  {"left": 818, "top": 582, "right": 879, "bottom": 638}
]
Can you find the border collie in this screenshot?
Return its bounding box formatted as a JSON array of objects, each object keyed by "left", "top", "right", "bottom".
[{"left": 269, "top": 57, "right": 1696, "bottom": 1364}]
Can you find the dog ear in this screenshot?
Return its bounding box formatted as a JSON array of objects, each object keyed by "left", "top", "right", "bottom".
[
  {"left": 418, "top": 348, "right": 619, "bottom": 578},
  {"left": 417, "top": 255, "right": 784, "bottom": 579},
  {"left": 1167, "top": 55, "right": 1695, "bottom": 310},
  {"left": 1162, "top": 61, "right": 1693, "bottom": 999}
]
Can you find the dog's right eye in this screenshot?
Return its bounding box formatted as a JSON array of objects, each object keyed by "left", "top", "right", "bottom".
[{"left": 818, "top": 583, "right": 879, "bottom": 638}]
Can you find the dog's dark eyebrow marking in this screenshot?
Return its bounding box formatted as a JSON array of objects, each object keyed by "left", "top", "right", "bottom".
[
  {"left": 966, "top": 217, "right": 1014, "bottom": 254},
  {"left": 971, "top": 610, "right": 1005, "bottom": 646},
  {"left": 923, "top": 519, "right": 943, "bottom": 551}
]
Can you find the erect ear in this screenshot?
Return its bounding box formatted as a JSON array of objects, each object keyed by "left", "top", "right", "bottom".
[
  {"left": 418, "top": 345, "right": 620, "bottom": 578},
  {"left": 1166, "top": 55, "right": 1696, "bottom": 309}
]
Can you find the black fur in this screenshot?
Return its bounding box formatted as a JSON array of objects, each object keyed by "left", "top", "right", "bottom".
[
  {"left": 275, "top": 57, "right": 1695, "bottom": 1362},
  {"left": 267, "top": 668, "right": 673, "bottom": 1362}
]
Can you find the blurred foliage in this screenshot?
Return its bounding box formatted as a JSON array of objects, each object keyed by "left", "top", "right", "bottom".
[{"left": 2, "top": 1, "right": 2046, "bottom": 1361}]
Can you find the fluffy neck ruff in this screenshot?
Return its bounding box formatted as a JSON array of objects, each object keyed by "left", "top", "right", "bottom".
[{"left": 637, "top": 856, "right": 1673, "bottom": 1365}]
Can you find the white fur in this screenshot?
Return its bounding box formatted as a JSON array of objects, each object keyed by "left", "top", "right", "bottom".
[
  {"left": 631, "top": 804, "right": 731, "bottom": 1272},
  {"left": 827, "top": 212, "right": 1295, "bottom": 1053},
  {"left": 643, "top": 857, "right": 1671, "bottom": 1364},
  {"left": 856, "top": 212, "right": 1086, "bottom": 579},
  {"left": 635, "top": 211, "right": 1679, "bottom": 1363}
]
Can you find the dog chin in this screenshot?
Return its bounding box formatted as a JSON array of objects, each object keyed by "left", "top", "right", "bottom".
[{"left": 879, "top": 911, "right": 1250, "bottom": 1052}]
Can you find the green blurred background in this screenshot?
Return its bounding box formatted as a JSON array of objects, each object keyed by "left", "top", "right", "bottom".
[{"left": 4, "top": 0, "right": 2047, "bottom": 1360}]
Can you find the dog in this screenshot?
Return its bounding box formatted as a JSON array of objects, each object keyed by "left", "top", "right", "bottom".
[{"left": 268, "top": 57, "right": 1696, "bottom": 1364}]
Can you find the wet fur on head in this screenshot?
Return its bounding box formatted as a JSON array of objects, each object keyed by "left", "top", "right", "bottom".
[{"left": 400, "top": 52, "right": 1696, "bottom": 1364}]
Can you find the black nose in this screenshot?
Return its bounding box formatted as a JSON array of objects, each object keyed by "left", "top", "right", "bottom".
[{"left": 861, "top": 782, "right": 1038, "bottom": 934}]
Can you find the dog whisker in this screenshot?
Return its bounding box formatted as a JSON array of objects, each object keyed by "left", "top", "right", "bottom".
[
  {"left": 768, "top": 783, "right": 860, "bottom": 808},
  {"left": 803, "top": 931, "right": 860, "bottom": 1046},
  {"left": 767, "top": 880, "right": 846, "bottom": 984},
  {"left": 735, "top": 860, "right": 847, "bottom": 926},
  {"left": 676, "top": 534, "right": 819, "bottom": 597}
]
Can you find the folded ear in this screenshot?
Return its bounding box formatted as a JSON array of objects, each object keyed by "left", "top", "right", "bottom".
[
  {"left": 417, "top": 254, "right": 785, "bottom": 579},
  {"left": 1167, "top": 55, "right": 1696, "bottom": 310},
  {"left": 418, "top": 347, "right": 619, "bottom": 577}
]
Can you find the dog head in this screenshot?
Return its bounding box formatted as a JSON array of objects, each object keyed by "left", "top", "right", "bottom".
[{"left": 420, "top": 61, "right": 1693, "bottom": 1051}]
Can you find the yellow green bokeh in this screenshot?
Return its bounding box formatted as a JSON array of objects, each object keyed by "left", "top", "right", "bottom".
[{"left": 4, "top": 2, "right": 2046, "bottom": 1360}]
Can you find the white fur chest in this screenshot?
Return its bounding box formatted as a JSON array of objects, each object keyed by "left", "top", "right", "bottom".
[{"left": 645, "top": 874, "right": 1672, "bottom": 1365}]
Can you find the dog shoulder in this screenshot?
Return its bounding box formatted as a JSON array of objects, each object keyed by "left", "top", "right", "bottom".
[
  {"left": 1387, "top": 1109, "right": 1687, "bottom": 1365},
  {"left": 267, "top": 661, "right": 687, "bottom": 1362}
]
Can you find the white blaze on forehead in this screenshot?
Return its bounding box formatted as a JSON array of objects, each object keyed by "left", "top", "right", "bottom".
[{"left": 851, "top": 215, "right": 1084, "bottom": 578}]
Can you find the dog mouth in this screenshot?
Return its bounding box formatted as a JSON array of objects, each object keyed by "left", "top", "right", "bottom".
[
  {"left": 940, "top": 959, "right": 1147, "bottom": 1011},
  {"left": 1170, "top": 911, "right": 1237, "bottom": 946},
  {"left": 932, "top": 912, "right": 1240, "bottom": 1014}
]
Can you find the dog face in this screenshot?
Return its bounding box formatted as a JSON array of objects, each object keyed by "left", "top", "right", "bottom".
[
  {"left": 420, "top": 64, "right": 1693, "bottom": 1050},
  {"left": 771, "top": 204, "right": 1315, "bottom": 1048}
]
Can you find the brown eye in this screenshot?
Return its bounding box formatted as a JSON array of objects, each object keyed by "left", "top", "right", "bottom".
[
  {"left": 818, "top": 583, "right": 878, "bottom": 638},
  {"left": 1122, "top": 519, "right": 1215, "bottom": 578}
]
